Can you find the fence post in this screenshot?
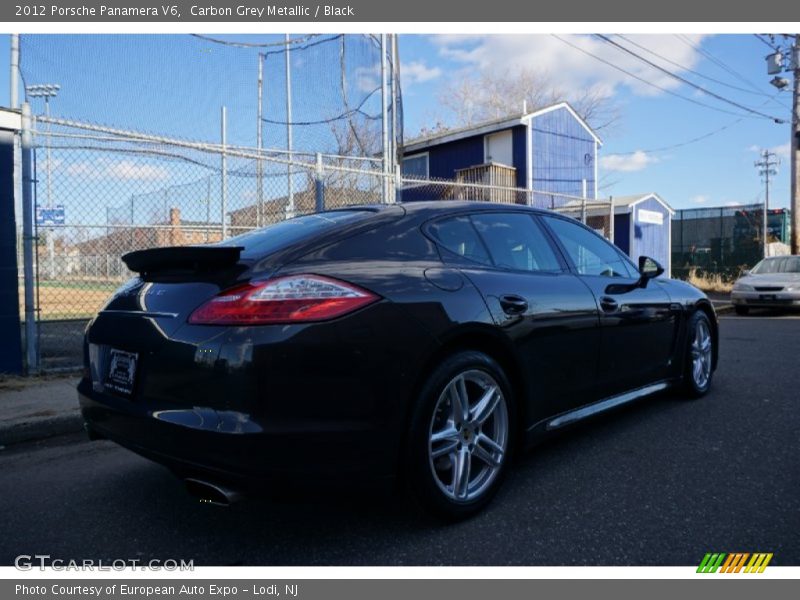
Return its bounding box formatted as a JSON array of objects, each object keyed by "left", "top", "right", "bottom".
[
  {"left": 609, "top": 195, "right": 615, "bottom": 242},
  {"left": 393, "top": 164, "right": 401, "bottom": 204},
  {"left": 20, "top": 102, "right": 38, "bottom": 373},
  {"left": 220, "top": 105, "right": 227, "bottom": 239},
  {"left": 314, "top": 152, "right": 324, "bottom": 213},
  {"left": 580, "top": 196, "right": 587, "bottom": 224}
]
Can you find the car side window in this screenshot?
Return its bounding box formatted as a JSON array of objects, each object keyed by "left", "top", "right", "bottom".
[
  {"left": 470, "top": 213, "right": 563, "bottom": 273},
  {"left": 541, "top": 215, "right": 634, "bottom": 278},
  {"left": 427, "top": 216, "right": 492, "bottom": 266}
]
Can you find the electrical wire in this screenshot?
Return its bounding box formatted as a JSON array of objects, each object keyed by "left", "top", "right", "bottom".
[
  {"left": 606, "top": 92, "right": 784, "bottom": 156},
  {"left": 754, "top": 34, "right": 779, "bottom": 51},
  {"left": 594, "top": 34, "right": 786, "bottom": 123},
  {"left": 675, "top": 34, "right": 774, "bottom": 99},
  {"left": 616, "top": 34, "right": 789, "bottom": 109},
  {"left": 552, "top": 35, "right": 768, "bottom": 120}
]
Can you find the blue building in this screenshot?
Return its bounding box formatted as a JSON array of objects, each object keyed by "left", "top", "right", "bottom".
[
  {"left": 401, "top": 102, "right": 601, "bottom": 201},
  {"left": 607, "top": 193, "right": 675, "bottom": 277}
]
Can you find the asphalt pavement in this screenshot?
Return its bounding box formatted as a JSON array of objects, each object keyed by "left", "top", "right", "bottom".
[{"left": 0, "top": 314, "right": 798, "bottom": 566}]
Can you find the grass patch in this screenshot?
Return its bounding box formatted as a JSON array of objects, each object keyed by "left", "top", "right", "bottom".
[{"left": 685, "top": 267, "right": 735, "bottom": 294}]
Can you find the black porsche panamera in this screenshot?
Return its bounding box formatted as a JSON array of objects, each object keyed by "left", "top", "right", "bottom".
[{"left": 79, "top": 201, "right": 717, "bottom": 519}]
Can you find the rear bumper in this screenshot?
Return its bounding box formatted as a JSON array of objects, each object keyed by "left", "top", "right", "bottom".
[{"left": 79, "top": 377, "right": 398, "bottom": 487}]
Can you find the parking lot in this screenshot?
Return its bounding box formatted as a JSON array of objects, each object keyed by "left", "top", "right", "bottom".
[{"left": 1, "top": 314, "right": 798, "bottom": 566}]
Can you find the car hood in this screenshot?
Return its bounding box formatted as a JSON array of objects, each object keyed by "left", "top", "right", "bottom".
[{"left": 736, "top": 273, "right": 800, "bottom": 287}]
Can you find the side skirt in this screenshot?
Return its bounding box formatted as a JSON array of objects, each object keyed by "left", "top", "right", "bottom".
[{"left": 524, "top": 380, "right": 674, "bottom": 445}]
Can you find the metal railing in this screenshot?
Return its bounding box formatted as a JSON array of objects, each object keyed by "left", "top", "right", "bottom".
[{"left": 17, "top": 118, "right": 613, "bottom": 371}]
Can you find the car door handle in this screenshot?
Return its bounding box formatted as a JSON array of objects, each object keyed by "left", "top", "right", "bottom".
[
  {"left": 499, "top": 294, "right": 528, "bottom": 315},
  {"left": 599, "top": 296, "right": 619, "bottom": 313}
]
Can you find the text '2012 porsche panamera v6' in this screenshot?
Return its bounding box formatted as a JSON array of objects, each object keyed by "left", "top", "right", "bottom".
[{"left": 79, "top": 201, "right": 718, "bottom": 519}]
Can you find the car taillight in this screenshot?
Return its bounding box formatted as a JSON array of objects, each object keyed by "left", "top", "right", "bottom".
[{"left": 187, "top": 274, "right": 379, "bottom": 325}]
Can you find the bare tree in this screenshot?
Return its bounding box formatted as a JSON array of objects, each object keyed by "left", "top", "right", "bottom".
[{"left": 435, "top": 66, "right": 620, "bottom": 134}]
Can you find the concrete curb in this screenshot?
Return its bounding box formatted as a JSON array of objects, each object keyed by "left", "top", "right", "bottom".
[
  {"left": 0, "top": 411, "right": 84, "bottom": 446},
  {"left": 0, "top": 377, "right": 83, "bottom": 447}
]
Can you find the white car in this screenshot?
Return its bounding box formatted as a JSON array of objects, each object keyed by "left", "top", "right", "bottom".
[{"left": 731, "top": 255, "right": 800, "bottom": 315}]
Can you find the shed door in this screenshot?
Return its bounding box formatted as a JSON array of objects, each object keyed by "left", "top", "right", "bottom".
[{"left": 484, "top": 130, "right": 513, "bottom": 166}]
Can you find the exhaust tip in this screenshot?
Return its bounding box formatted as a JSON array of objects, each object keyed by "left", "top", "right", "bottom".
[{"left": 184, "top": 478, "right": 242, "bottom": 507}]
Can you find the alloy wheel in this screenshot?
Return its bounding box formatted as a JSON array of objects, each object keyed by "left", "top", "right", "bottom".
[{"left": 427, "top": 369, "right": 509, "bottom": 503}]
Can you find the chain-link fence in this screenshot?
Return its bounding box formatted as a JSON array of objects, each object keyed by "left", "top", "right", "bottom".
[
  {"left": 671, "top": 204, "right": 792, "bottom": 282},
  {"left": 20, "top": 118, "right": 612, "bottom": 371},
  {"left": 400, "top": 175, "right": 614, "bottom": 239}
]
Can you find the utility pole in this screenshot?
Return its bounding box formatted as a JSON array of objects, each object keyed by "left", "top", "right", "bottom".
[
  {"left": 256, "top": 52, "right": 263, "bottom": 228},
  {"left": 380, "top": 34, "right": 390, "bottom": 204},
  {"left": 764, "top": 34, "right": 800, "bottom": 254},
  {"left": 791, "top": 35, "right": 800, "bottom": 255},
  {"left": 755, "top": 149, "right": 780, "bottom": 258},
  {"left": 10, "top": 34, "right": 19, "bottom": 109},
  {"left": 284, "top": 33, "right": 294, "bottom": 220}
]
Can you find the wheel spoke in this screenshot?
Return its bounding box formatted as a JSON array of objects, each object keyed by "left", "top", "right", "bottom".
[
  {"left": 431, "top": 425, "right": 458, "bottom": 444},
  {"left": 452, "top": 447, "right": 471, "bottom": 499},
  {"left": 431, "top": 438, "right": 459, "bottom": 459},
  {"left": 474, "top": 433, "right": 504, "bottom": 467},
  {"left": 471, "top": 385, "right": 499, "bottom": 425},
  {"left": 449, "top": 376, "right": 470, "bottom": 425}
]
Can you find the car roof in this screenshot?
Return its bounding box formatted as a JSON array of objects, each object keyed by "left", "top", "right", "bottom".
[{"left": 336, "top": 200, "right": 550, "bottom": 218}]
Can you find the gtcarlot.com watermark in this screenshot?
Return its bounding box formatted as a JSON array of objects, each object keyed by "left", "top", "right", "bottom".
[{"left": 15, "top": 554, "right": 194, "bottom": 571}]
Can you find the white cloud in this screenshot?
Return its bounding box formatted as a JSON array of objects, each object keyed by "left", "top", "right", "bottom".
[
  {"left": 64, "top": 158, "right": 170, "bottom": 181},
  {"left": 104, "top": 160, "right": 169, "bottom": 181},
  {"left": 401, "top": 60, "right": 442, "bottom": 85},
  {"left": 431, "top": 34, "right": 707, "bottom": 100},
  {"left": 691, "top": 194, "right": 710, "bottom": 204},
  {"left": 600, "top": 150, "right": 658, "bottom": 173},
  {"left": 750, "top": 143, "right": 790, "bottom": 159}
]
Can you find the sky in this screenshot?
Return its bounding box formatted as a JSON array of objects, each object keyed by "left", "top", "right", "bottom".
[{"left": 0, "top": 33, "right": 794, "bottom": 212}]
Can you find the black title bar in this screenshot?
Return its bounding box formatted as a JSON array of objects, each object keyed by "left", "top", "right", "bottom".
[{"left": 5, "top": 0, "right": 800, "bottom": 22}]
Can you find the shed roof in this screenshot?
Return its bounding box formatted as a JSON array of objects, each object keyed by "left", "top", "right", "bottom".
[
  {"left": 403, "top": 101, "right": 602, "bottom": 155},
  {"left": 612, "top": 193, "right": 675, "bottom": 215}
]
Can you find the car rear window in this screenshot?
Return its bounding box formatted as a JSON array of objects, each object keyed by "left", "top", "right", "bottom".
[
  {"left": 427, "top": 216, "right": 492, "bottom": 265},
  {"left": 218, "top": 210, "right": 372, "bottom": 258}
]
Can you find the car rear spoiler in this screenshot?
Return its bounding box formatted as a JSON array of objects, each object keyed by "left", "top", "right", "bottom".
[{"left": 122, "top": 246, "right": 244, "bottom": 274}]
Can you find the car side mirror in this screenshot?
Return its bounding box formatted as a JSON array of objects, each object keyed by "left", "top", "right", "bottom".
[{"left": 638, "top": 256, "right": 664, "bottom": 286}]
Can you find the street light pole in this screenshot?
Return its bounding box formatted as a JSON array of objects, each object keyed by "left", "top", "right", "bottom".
[{"left": 26, "top": 83, "right": 60, "bottom": 280}]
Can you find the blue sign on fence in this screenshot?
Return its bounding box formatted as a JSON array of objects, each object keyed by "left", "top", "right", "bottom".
[{"left": 36, "top": 204, "right": 65, "bottom": 226}]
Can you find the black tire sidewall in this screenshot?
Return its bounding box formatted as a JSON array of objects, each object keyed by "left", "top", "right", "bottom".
[{"left": 406, "top": 350, "right": 516, "bottom": 521}]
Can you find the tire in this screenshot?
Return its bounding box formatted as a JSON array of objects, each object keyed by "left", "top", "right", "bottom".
[
  {"left": 683, "top": 311, "right": 715, "bottom": 398},
  {"left": 734, "top": 305, "right": 749, "bottom": 316},
  {"left": 406, "top": 350, "right": 515, "bottom": 520}
]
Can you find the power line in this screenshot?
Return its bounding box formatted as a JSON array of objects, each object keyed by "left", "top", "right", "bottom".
[
  {"left": 607, "top": 92, "right": 786, "bottom": 156},
  {"left": 616, "top": 34, "right": 789, "bottom": 109},
  {"left": 675, "top": 34, "right": 770, "bottom": 98},
  {"left": 595, "top": 34, "right": 786, "bottom": 123},
  {"left": 551, "top": 35, "right": 770, "bottom": 120},
  {"left": 754, "top": 34, "right": 779, "bottom": 51}
]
